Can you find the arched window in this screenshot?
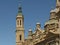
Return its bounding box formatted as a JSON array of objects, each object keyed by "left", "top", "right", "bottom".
[
  {"left": 20, "top": 35, "right": 22, "bottom": 40},
  {"left": 17, "top": 20, "right": 19, "bottom": 25},
  {"left": 20, "top": 20, "right": 21, "bottom": 25}
]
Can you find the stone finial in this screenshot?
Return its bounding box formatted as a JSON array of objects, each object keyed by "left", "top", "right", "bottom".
[{"left": 28, "top": 28, "right": 32, "bottom": 36}]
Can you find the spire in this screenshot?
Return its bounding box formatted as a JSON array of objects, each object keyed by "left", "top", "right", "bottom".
[{"left": 18, "top": 0, "right": 22, "bottom": 14}]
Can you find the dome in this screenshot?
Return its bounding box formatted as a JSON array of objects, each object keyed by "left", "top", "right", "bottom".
[
  {"left": 50, "top": 8, "right": 59, "bottom": 13},
  {"left": 29, "top": 28, "right": 32, "bottom": 31},
  {"left": 36, "top": 22, "right": 40, "bottom": 24},
  {"left": 50, "top": 9, "right": 56, "bottom": 13}
]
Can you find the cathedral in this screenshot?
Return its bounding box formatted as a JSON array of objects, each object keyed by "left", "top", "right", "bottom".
[{"left": 16, "top": 0, "right": 60, "bottom": 45}]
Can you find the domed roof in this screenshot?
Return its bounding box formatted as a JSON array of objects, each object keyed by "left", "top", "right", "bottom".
[
  {"left": 50, "top": 8, "right": 60, "bottom": 13},
  {"left": 29, "top": 28, "right": 32, "bottom": 31},
  {"left": 36, "top": 22, "right": 40, "bottom": 24},
  {"left": 50, "top": 9, "right": 56, "bottom": 13}
]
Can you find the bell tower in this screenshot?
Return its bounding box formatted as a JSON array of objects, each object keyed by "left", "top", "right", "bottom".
[
  {"left": 16, "top": 1, "right": 24, "bottom": 45},
  {"left": 56, "top": 0, "right": 60, "bottom": 8}
]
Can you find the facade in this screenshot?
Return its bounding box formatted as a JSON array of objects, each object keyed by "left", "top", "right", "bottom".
[{"left": 16, "top": 0, "right": 60, "bottom": 45}]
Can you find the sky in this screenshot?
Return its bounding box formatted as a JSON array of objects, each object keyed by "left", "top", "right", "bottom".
[{"left": 0, "top": 0, "right": 56, "bottom": 45}]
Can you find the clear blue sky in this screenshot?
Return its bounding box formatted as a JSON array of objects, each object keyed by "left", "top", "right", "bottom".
[{"left": 0, "top": 0, "right": 56, "bottom": 45}]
